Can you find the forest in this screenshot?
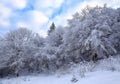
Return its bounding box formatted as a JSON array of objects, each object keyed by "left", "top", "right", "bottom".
[{"left": 0, "top": 6, "right": 120, "bottom": 78}]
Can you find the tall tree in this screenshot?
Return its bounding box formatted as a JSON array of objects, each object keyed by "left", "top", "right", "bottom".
[
  {"left": 63, "top": 6, "right": 120, "bottom": 62},
  {"left": 48, "top": 22, "right": 56, "bottom": 35}
]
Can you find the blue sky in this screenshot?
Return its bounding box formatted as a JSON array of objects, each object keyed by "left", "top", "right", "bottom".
[{"left": 0, "top": 0, "right": 120, "bottom": 37}]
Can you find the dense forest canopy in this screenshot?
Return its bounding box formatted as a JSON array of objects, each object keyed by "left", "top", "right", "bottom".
[{"left": 0, "top": 6, "right": 120, "bottom": 77}]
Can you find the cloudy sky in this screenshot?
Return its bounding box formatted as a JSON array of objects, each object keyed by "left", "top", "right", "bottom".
[{"left": 0, "top": 0, "right": 120, "bottom": 37}]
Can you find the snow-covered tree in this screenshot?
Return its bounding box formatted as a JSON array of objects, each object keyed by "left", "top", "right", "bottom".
[
  {"left": 3, "top": 28, "right": 35, "bottom": 74},
  {"left": 63, "top": 6, "right": 120, "bottom": 62},
  {"left": 41, "top": 26, "right": 65, "bottom": 71},
  {"left": 48, "top": 22, "right": 56, "bottom": 35},
  {"left": 0, "top": 28, "right": 46, "bottom": 75}
]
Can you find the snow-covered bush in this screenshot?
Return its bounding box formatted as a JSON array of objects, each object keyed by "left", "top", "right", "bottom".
[
  {"left": 56, "top": 61, "right": 96, "bottom": 78},
  {"left": 70, "top": 61, "right": 95, "bottom": 78},
  {"left": 95, "top": 55, "right": 120, "bottom": 71}
]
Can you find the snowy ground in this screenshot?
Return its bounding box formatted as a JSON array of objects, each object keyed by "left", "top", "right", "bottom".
[{"left": 1, "top": 71, "right": 120, "bottom": 84}]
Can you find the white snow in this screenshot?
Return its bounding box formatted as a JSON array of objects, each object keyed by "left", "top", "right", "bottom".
[{"left": 1, "top": 71, "right": 120, "bottom": 84}]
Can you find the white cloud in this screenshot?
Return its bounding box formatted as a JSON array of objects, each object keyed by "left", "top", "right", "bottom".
[
  {"left": 35, "top": 0, "right": 63, "bottom": 9},
  {"left": 34, "top": 0, "right": 64, "bottom": 17},
  {"left": 51, "top": 11, "right": 72, "bottom": 27},
  {"left": 1, "top": 0, "right": 27, "bottom": 9},
  {"left": 38, "top": 30, "right": 48, "bottom": 38},
  {"left": 0, "top": 3, "right": 12, "bottom": 27},
  {"left": 53, "top": 0, "right": 64, "bottom": 8},
  {"left": 0, "top": 20, "right": 10, "bottom": 27},
  {"left": 16, "top": 11, "right": 49, "bottom": 37},
  {"left": 27, "top": 10, "right": 49, "bottom": 28},
  {"left": 11, "top": 0, "right": 27, "bottom": 9},
  {"left": 0, "top": 4, "right": 12, "bottom": 18},
  {"left": 17, "top": 22, "right": 29, "bottom": 28},
  {"left": 0, "top": 0, "right": 27, "bottom": 27}
]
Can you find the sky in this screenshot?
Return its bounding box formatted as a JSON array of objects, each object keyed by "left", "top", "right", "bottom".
[{"left": 0, "top": 0, "right": 120, "bottom": 37}]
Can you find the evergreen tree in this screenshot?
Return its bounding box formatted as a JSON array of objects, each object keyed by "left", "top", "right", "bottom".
[{"left": 48, "top": 22, "right": 56, "bottom": 35}]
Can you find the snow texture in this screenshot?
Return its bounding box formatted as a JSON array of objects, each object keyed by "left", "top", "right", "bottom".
[{"left": 1, "top": 71, "right": 120, "bottom": 84}]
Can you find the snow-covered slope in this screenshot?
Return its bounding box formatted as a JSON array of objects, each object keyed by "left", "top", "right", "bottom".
[{"left": 1, "top": 71, "right": 120, "bottom": 84}]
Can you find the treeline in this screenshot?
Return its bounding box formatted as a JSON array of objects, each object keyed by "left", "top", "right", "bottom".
[{"left": 0, "top": 6, "right": 120, "bottom": 77}]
